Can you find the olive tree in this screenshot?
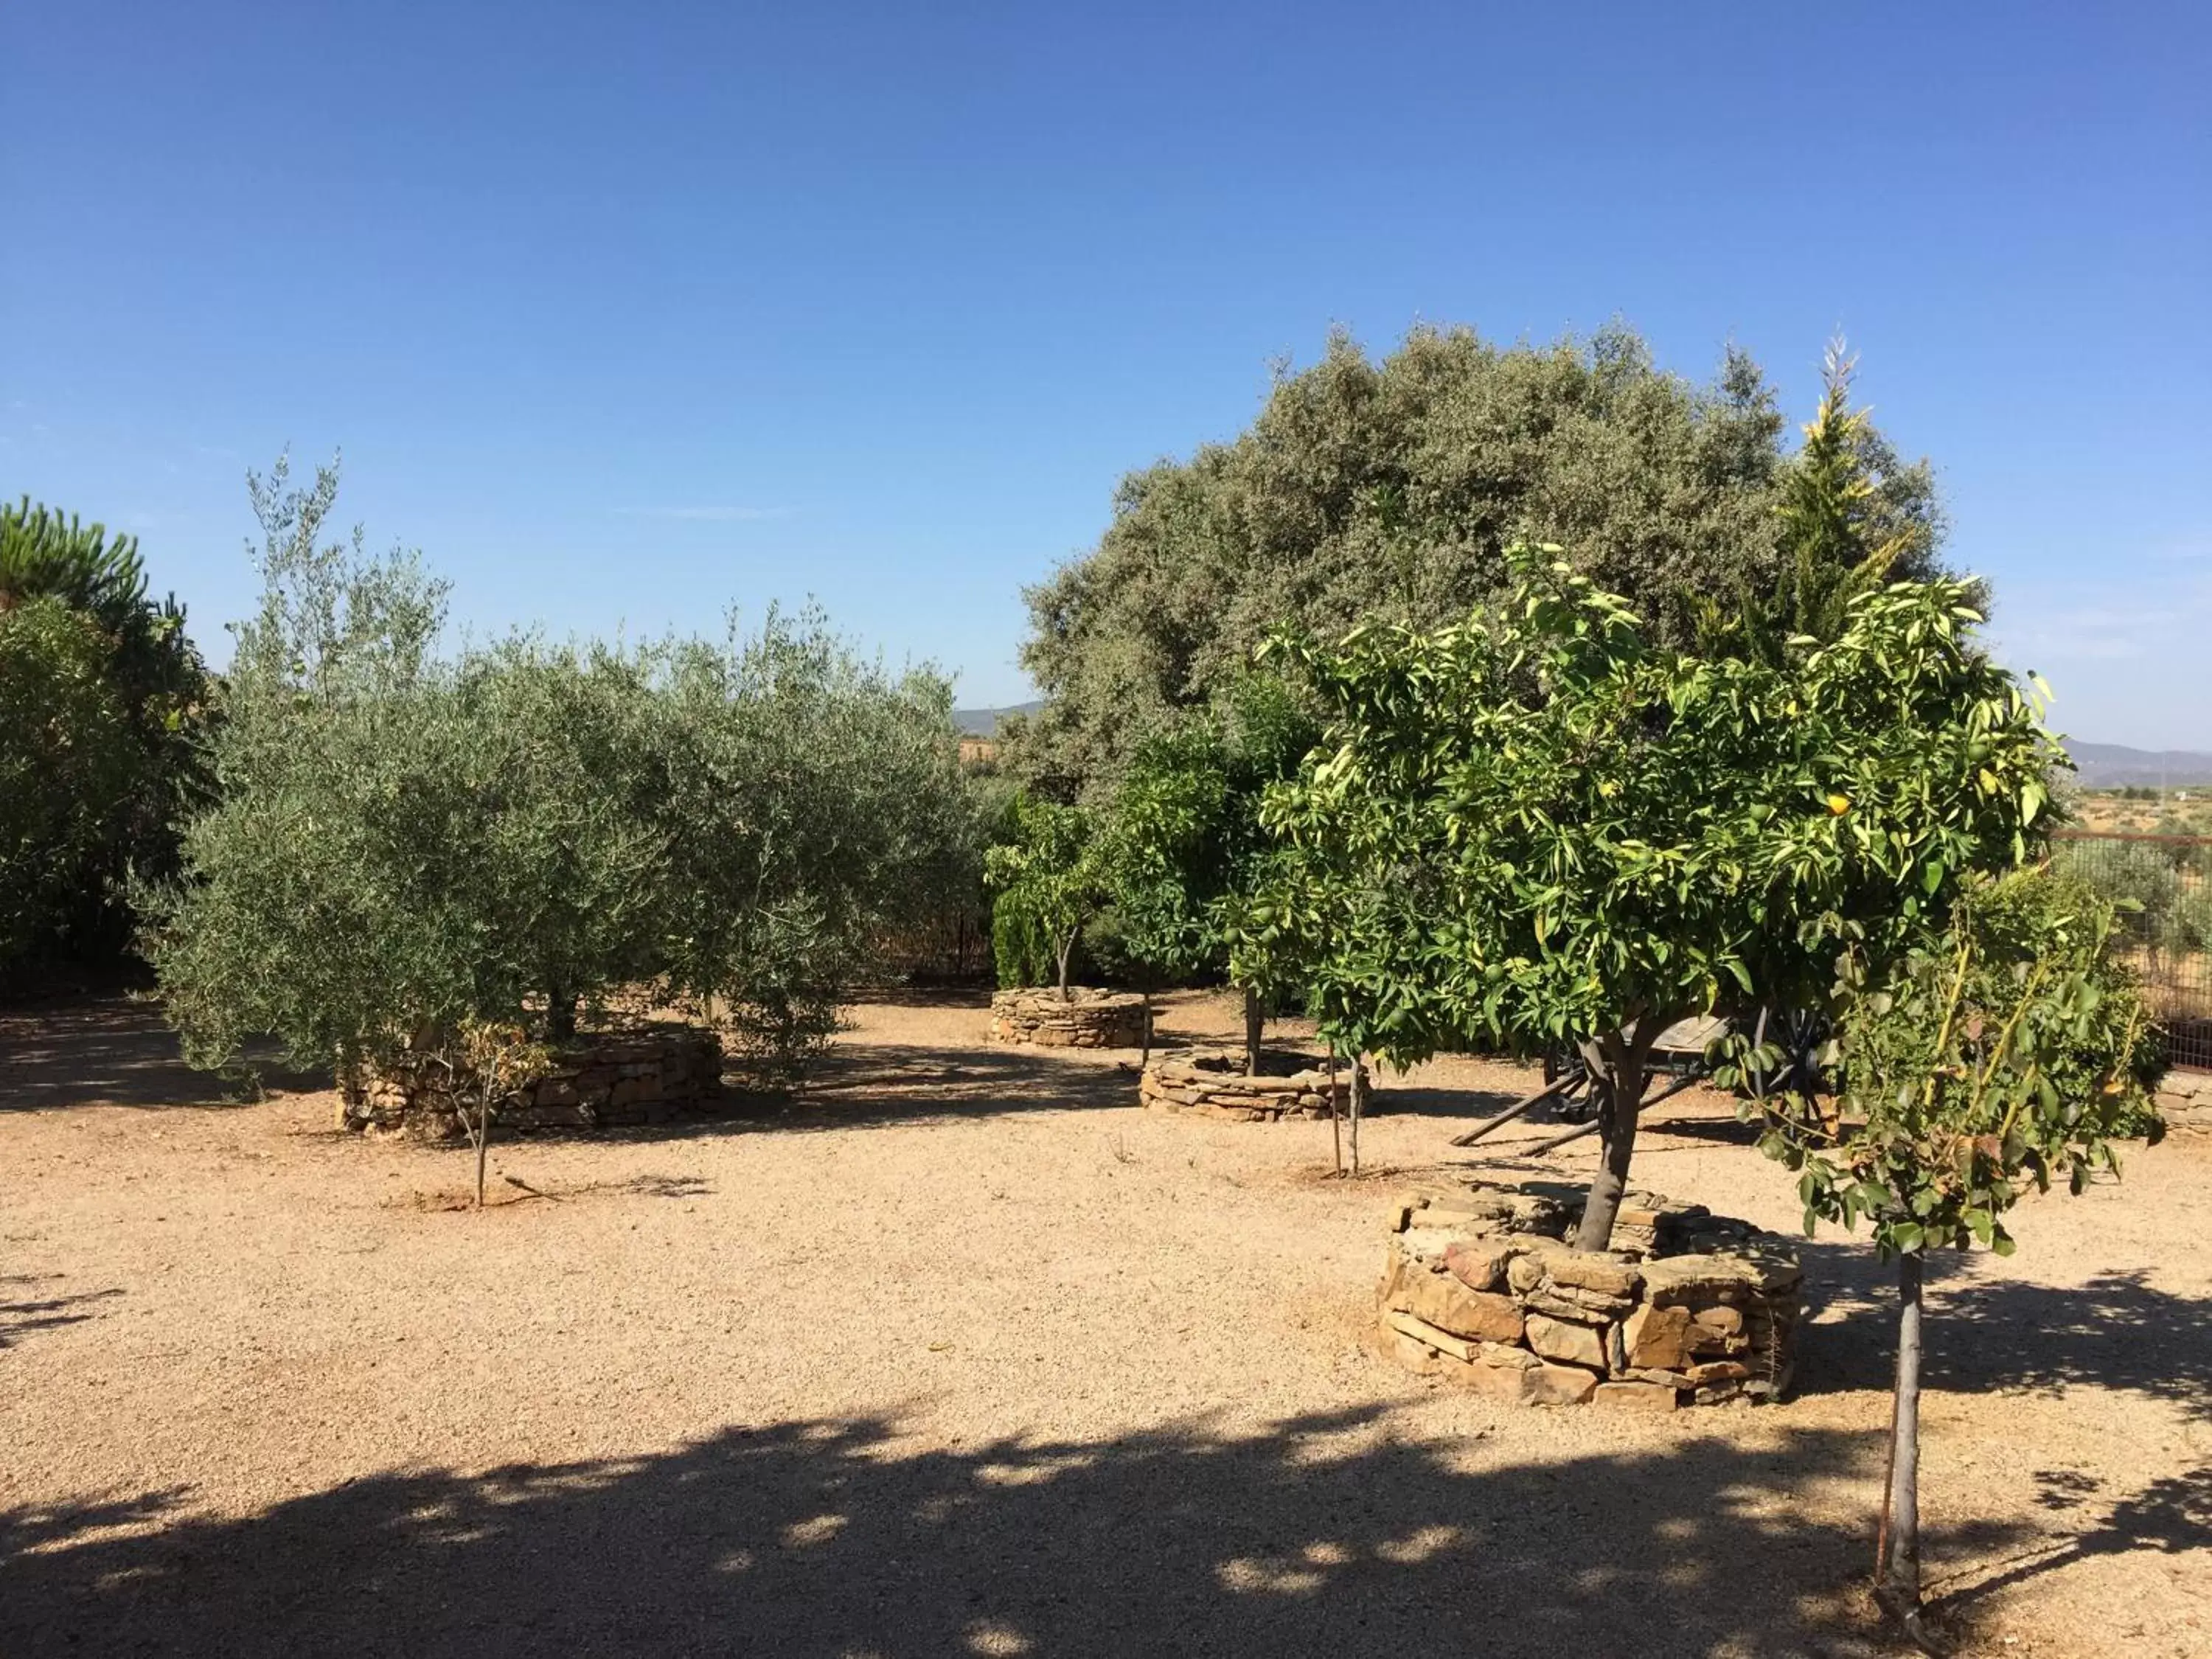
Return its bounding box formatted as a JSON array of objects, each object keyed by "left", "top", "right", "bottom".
[
  {"left": 146, "top": 457, "right": 970, "bottom": 1113},
  {"left": 1256, "top": 548, "right": 2055, "bottom": 1247},
  {"left": 1764, "top": 868, "right": 2164, "bottom": 1644},
  {"left": 652, "top": 611, "right": 973, "bottom": 1078},
  {"left": 1013, "top": 324, "right": 1944, "bottom": 796}
]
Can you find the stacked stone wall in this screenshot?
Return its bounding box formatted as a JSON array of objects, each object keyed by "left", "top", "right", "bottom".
[
  {"left": 1140, "top": 1048, "right": 1350, "bottom": 1121},
  {"left": 988, "top": 988, "right": 1149, "bottom": 1048},
  {"left": 2159, "top": 1068, "right": 2212, "bottom": 1136},
  {"left": 1378, "top": 1180, "right": 1801, "bottom": 1409},
  {"left": 349, "top": 1026, "right": 725, "bottom": 1142}
]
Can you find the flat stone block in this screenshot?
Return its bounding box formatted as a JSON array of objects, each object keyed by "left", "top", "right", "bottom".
[{"left": 1595, "top": 1381, "right": 1680, "bottom": 1411}]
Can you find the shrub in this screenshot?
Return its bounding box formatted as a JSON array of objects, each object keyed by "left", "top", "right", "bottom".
[
  {"left": 0, "top": 499, "right": 209, "bottom": 976},
  {"left": 0, "top": 599, "right": 143, "bottom": 965}
]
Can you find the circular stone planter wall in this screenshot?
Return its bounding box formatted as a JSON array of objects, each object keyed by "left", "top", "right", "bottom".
[
  {"left": 988, "top": 987, "right": 1150, "bottom": 1048},
  {"left": 1140, "top": 1048, "right": 1350, "bottom": 1121},
  {"left": 1377, "top": 1178, "right": 1801, "bottom": 1410},
  {"left": 347, "top": 1026, "right": 725, "bottom": 1143}
]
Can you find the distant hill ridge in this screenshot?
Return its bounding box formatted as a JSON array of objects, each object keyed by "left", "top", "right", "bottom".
[
  {"left": 953, "top": 700, "right": 1044, "bottom": 737},
  {"left": 2065, "top": 742, "right": 2212, "bottom": 787},
  {"left": 953, "top": 709, "right": 2208, "bottom": 785}
]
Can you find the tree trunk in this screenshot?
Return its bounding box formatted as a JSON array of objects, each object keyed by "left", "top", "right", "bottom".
[
  {"left": 1139, "top": 983, "right": 1153, "bottom": 1066},
  {"left": 474, "top": 1093, "right": 492, "bottom": 1209},
  {"left": 1056, "top": 931, "right": 1076, "bottom": 1001},
  {"left": 1572, "top": 1026, "right": 1657, "bottom": 1252},
  {"left": 473, "top": 1047, "right": 508, "bottom": 1211},
  {"left": 1877, "top": 1251, "right": 1933, "bottom": 1646},
  {"left": 546, "top": 985, "right": 577, "bottom": 1043},
  {"left": 1348, "top": 1058, "right": 1367, "bottom": 1175},
  {"left": 1242, "top": 986, "right": 1264, "bottom": 1077},
  {"left": 1327, "top": 1050, "right": 1343, "bottom": 1175}
]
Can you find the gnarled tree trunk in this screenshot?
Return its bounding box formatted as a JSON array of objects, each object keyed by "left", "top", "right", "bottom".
[{"left": 1242, "top": 986, "right": 1264, "bottom": 1076}]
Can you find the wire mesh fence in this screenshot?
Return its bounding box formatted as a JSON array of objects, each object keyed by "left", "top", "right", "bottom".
[{"left": 2051, "top": 829, "right": 2212, "bottom": 1071}]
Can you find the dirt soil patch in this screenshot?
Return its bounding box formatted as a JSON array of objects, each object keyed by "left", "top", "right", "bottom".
[{"left": 2, "top": 990, "right": 2208, "bottom": 1657}]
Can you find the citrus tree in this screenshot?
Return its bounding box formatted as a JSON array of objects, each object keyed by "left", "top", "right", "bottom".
[
  {"left": 1099, "top": 677, "right": 1318, "bottom": 1071},
  {"left": 1764, "top": 867, "right": 2164, "bottom": 1643},
  {"left": 983, "top": 794, "right": 1107, "bottom": 999},
  {"left": 1257, "top": 547, "right": 2056, "bottom": 1247}
]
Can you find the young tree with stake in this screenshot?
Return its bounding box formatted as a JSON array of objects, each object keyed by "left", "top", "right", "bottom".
[
  {"left": 1764, "top": 868, "right": 2164, "bottom": 1649},
  {"left": 984, "top": 794, "right": 1109, "bottom": 1001}
]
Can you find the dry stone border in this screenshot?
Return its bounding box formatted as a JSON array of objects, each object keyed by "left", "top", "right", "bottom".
[
  {"left": 988, "top": 987, "right": 1150, "bottom": 1048},
  {"left": 347, "top": 1026, "right": 726, "bottom": 1142},
  {"left": 2157, "top": 1069, "right": 2212, "bottom": 1135},
  {"left": 1377, "top": 1178, "right": 1801, "bottom": 1410},
  {"left": 1140, "top": 1047, "right": 1350, "bottom": 1121}
]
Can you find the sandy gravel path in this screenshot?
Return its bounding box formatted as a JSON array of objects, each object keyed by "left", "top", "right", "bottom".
[{"left": 2, "top": 990, "right": 2207, "bottom": 1657}]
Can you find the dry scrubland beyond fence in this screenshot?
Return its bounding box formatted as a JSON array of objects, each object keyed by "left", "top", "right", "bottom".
[{"left": 2053, "top": 830, "right": 2212, "bottom": 1071}]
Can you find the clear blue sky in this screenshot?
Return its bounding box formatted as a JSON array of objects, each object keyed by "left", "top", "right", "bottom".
[{"left": 5, "top": 3, "right": 2207, "bottom": 745}]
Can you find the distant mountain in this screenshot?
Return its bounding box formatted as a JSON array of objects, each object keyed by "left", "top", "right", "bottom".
[
  {"left": 953, "top": 700, "right": 1044, "bottom": 737},
  {"left": 947, "top": 714, "right": 2209, "bottom": 784},
  {"left": 2065, "top": 742, "right": 2212, "bottom": 788}
]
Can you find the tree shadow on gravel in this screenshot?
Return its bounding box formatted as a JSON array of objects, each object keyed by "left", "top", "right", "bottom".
[
  {"left": 1924, "top": 1464, "right": 2212, "bottom": 1624},
  {"left": 0, "top": 1284, "right": 123, "bottom": 1350},
  {"left": 0, "top": 1405, "right": 2090, "bottom": 1659},
  {"left": 1795, "top": 1247, "right": 2212, "bottom": 1425},
  {"left": 508, "top": 1043, "right": 1147, "bottom": 1149},
  {"left": 760, "top": 1041, "right": 1144, "bottom": 1129},
  {"left": 0, "top": 997, "right": 325, "bottom": 1113}
]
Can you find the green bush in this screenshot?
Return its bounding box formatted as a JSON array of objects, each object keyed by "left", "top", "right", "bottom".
[
  {"left": 0, "top": 598, "right": 143, "bottom": 964},
  {"left": 0, "top": 499, "right": 209, "bottom": 976}
]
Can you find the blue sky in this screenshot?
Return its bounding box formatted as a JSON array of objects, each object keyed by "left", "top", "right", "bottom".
[{"left": 5, "top": 3, "right": 2207, "bottom": 745}]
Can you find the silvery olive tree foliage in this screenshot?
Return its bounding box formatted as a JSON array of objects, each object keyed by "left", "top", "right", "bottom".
[
  {"left": 1013, "top": 324, "right": 1944, "bottom": 798},
  {"left": 145, "top": 455, "right": 970, "bottom": 1092}
]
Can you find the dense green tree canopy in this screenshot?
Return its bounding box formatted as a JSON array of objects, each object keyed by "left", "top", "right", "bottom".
[
  {"left": 0, "top": 599, "right": 145, "bottom": 967},
  {"left": 1014, "top": 324, "right": 1942, "bottom": 796},
  {"left": 1100, "top": 677, "right": 1315, "bottom": 978},
  {"left": 1256, "top": 549, "right": 2054, "bottom": 1248},
  {"left": 0, "top": 497, "right": 209, "bottom": 976}
]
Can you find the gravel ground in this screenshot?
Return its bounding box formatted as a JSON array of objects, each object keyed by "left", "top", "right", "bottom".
[{"left": 2, "top": 990, "right": 2207, "bottom": 1658}]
